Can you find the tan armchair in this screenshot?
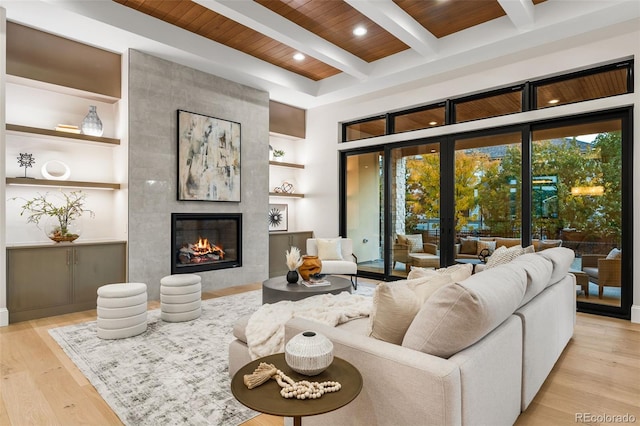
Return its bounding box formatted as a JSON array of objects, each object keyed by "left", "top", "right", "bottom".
[
  {"left": 393, "top": 234, "right": 439, "bottom": 271},
  {"left": 581, "top": 254, "right": 621, "bottom": 299}
]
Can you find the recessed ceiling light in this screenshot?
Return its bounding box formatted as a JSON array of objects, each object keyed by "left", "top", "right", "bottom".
[
  {"left": 293, "top": 53, "right": 305, "bottom": 61},
  {"left": 353, "top": 26, "right": 367, "bottom": 36},
  {"left": 429, "top": 121, "right": 438, "bottom": 126},
  {"left": 548, "top": 99, "right": 560, "bottom": 104}
]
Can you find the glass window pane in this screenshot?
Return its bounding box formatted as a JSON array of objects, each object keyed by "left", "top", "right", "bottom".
[
  {"left": 394, "top": 106, "right": 446, "bottom": 133},
  {"left": 345, "top": 151, "right": 384, "bottom": 275},
  {"left": 344, "top": 117, "right": 386, "bottom": 141},
  {"left": 454, "top": 132, "right": 523, "bottom": 256},
  {"left": 536, "top": 67, "right": 628, "bottom": 109},
  {"left": 532, "top": 120, "right": 622, "bottom": 307},
  {"left": 454, "top": 90, "right": 522, "bottom": 123},
  {"left": 390, "top": 144, "right": 441, "bottom": 278}
]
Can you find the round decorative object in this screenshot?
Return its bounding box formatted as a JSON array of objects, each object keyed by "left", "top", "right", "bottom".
[
  {"left": 286, "top": 270, "right": 299, "bottom": 284},
  {"left": 81, "top": 105, "right": 104, "bottom": 137},
  {"left": 285, "top": 331, "right": 334, "bottom": 376},
  {"left": 41, "top": 160, "right": 71, "bottom": 180},
  {"left": 44, "top": 216, "right": 81, "bottom": 243},
  {"left": 299, "top": 256, "right": 322, "bottom": 281}
]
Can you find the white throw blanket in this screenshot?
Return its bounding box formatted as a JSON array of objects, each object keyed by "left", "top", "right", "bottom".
[{"left": 245, "top": 292, "right": 372, "bottom": 360}]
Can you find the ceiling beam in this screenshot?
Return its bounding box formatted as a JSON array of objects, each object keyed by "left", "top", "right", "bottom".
[
  {"left": 345, "top": 0, "right": 438, "bottom": 57},
  {"left": 498, "top": 0, "right": 535, "bottom": 29},
  {"left": 194, "top": 0, "right": 371, "bottom": 80}
]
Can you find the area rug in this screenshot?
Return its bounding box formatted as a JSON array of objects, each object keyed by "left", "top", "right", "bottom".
[
  {"left": 49, "top": 283, "right": 375, "bottom": 426},
  {"left": 49, "top": 290, "right": 262, "bottom": 426}
]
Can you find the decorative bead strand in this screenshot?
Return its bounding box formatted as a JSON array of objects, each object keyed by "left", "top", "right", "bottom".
[{"left": 274, "top": 369, "right": 341, "bottom": 400}]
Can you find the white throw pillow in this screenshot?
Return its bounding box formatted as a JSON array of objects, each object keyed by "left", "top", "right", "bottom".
[
  {"left": 316, "top": 238, "right": 343, "bottom": 260},
  {"left": 606, "top": 248, "right": 622, "bottom": 259},
  {"left": 477, "top": 240, "right": 496, "bottom": 255},
  {"left": 484, "top": 245, "right": 524, "bottom": 269}
]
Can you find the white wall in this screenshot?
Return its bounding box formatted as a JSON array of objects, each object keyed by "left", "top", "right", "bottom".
[{"left": 303, "top": 27, "right": 640, "bottom": 322}]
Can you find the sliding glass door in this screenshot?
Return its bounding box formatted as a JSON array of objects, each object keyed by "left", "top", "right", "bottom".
[
  {"left": 532, "top": 116, "right": 628, "bottom": 313},
  {"left": 343, "top": 150, "right": 384, "bottom": 276},
  {"left": 452, "top": 131, "right": 523, "bottom": 258},
  {"left": 388, "top": 142, "right": 442, "bottom": 277}
]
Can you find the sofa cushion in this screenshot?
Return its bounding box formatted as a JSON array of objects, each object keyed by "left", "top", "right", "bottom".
[
  {"left": 510, "top": 253, "right": 553, "bottom": 306},
  {"left": 398, "top": 234, "right": 425, "bottom": 253},
  {"left": 536, "top": 247, "right": 575, "bottom": 286},
  {"left": 317, "top": 238, "right": 343, "bottom": 260},
  {"left": 407, "top": 263, "right": 473, "bottom": 281},
  {"left": 460, "top": 237, "right": 478, "bottom": 255},
  {"left": 534, "top": 239, "right": 563, "bottom": 251},
  {"left": 402, "top": 263, "right": 527, "bottom": 358},
  {"left": 368, "top": 275, "right": 455, "bottom": 344},
  {"left": 494, "top": 237, "right": 522, "bottom": 249}
]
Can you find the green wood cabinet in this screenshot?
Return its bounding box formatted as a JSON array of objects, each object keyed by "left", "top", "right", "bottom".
[
  {"left": 7, "top": 241, "right": 127, "bottom": 323},
  {"left": 269, "top": 231, "right": 313, "bottom": 278}
]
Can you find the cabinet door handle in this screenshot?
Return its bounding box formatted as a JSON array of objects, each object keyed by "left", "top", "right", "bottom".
[
  {"left": 74, "top": 249, "right": 79, "bottom": 265},
  {"left": 66, "top": 249, "right": 71, "bottom": 266}
]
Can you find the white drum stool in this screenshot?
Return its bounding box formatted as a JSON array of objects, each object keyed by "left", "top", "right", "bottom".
[
  {"left": 97, "top": 283, "right": 148, "bottom": 339},
  {"left": 160, "top": 274, "right": 202, "bottom": 322}
]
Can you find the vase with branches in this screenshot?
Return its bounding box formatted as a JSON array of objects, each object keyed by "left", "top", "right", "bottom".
[{"left": 13, "top": 190, "right": 95, "bottom": 242}]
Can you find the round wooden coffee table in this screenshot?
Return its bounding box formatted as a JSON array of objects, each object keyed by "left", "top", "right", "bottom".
[
  {"left": 231, "top": 353, "right": 362, "bottom": 426},
  {"left": 262, "top": 275, "right": 352, "bottom": 304}
]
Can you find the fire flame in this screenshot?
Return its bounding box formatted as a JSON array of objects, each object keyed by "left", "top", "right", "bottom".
[{"left": 191, "top": 237, "right": 225, "bottom": 258}]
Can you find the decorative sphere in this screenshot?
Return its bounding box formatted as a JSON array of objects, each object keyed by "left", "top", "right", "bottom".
[{"left": 285, "top": 331, "right": 334, "bottom": 376}]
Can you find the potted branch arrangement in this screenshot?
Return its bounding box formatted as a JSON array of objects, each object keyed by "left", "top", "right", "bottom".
[
  {"left": 285, "top": 246, "right": 303, "bottom": 284},
  {"left": 13, "top": 190, "right": 95, "bottom": 243}
]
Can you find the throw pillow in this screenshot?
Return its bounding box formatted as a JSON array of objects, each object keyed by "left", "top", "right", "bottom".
[
  {"left": 510, "top": 253, "right": 553, "bottom": 306},
  {"left": 407, "top": 263, "right": 473, "bottom": 281},
  {"left": 397, "top": 234, "right": 424, "bottom": 253},
  {"left": 368, "top": 274, "right": 457, "bottom": 344},
  {"left": 477, "top": 240, "right": 497, "bottom": 256},
  {"left": 484, "top": 245, "right": 524, "bottom": 269},
  {"left": 316, "top": 238, "right": 343, "bottom": 260},
  {"left": 368, "top": 281, "right": 422, "bottom": 345},
  {"left": 402, "top": 263, "right": 527, "bottom": 358},
  {"left": 536, "top": 240, "right": 562, "bottom": 251},
  {"left": 460, "top": 237, "right": 478, "bottom": 255},
  {"left": 523, "top": 245, "right": 535, "bottom": 254},
  {"left": 606, "top": 248, "right": 622, "bottom": 259},
  {"left": 407, "top": 267, "right": 438, "bottom": 280}
]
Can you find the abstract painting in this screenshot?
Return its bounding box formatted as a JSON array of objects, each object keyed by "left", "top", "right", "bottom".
[
  {"left": 268, "top": 204, "right": 288, "bottom": 231},
  {"left": 177, "top": 110, "right": 241, "bottom": 201}
]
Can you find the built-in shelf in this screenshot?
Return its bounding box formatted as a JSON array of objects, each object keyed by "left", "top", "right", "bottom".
[
  {"left": 6, "top": 124, "right": 120, "bottom": 145},
  {"left": 269, "top": 160, "right": 304, "bottom": 169},
  {"left": 6, "top": 178, "right": 120, "bottom": 190},
  {"left": 269, "top": 192, "right": 304, "bottom": 198}
]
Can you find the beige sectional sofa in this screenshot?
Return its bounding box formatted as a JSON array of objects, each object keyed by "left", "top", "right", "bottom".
[{"left": 229, "top": 247, "right": 576, "bottom": 426}]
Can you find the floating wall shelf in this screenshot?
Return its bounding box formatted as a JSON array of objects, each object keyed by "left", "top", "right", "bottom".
[
  {"left": 6, "top": 178, "right": 120, "bottom": 190},
  {"left": 269, "top": 192, "right": 304, "bottom": 198},
  {"left": 6, "top": 124, "right": 120, "bottom": 146},
  {"left": 269, "top": 160, "right": 304, "bottom": 169}
]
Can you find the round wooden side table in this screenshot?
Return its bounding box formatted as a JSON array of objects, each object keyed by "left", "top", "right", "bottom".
[{"left": 231, "top": 353, "right": 362, "bottom": 426}]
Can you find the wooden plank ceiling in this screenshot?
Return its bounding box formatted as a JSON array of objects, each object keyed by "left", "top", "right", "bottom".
[{"left": 113, "top": 0, "right": 547, "bottom": 81}]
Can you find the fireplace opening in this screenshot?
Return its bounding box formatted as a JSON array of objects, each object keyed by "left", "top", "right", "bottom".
[{"left": 171, "top": 213, "right": 242, "bottom": 274}]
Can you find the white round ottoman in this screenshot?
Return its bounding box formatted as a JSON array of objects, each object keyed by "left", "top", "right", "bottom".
[
  {"left": 160, "top": 274, "right": 202, "bottom": 322},
  {"left": 96, "top": 283, "right": 148, "bottom": 339}
]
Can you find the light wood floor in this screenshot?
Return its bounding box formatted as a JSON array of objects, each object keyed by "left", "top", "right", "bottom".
[{"left": 1, "top": 282, "right": 639, "bottom": 426}]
